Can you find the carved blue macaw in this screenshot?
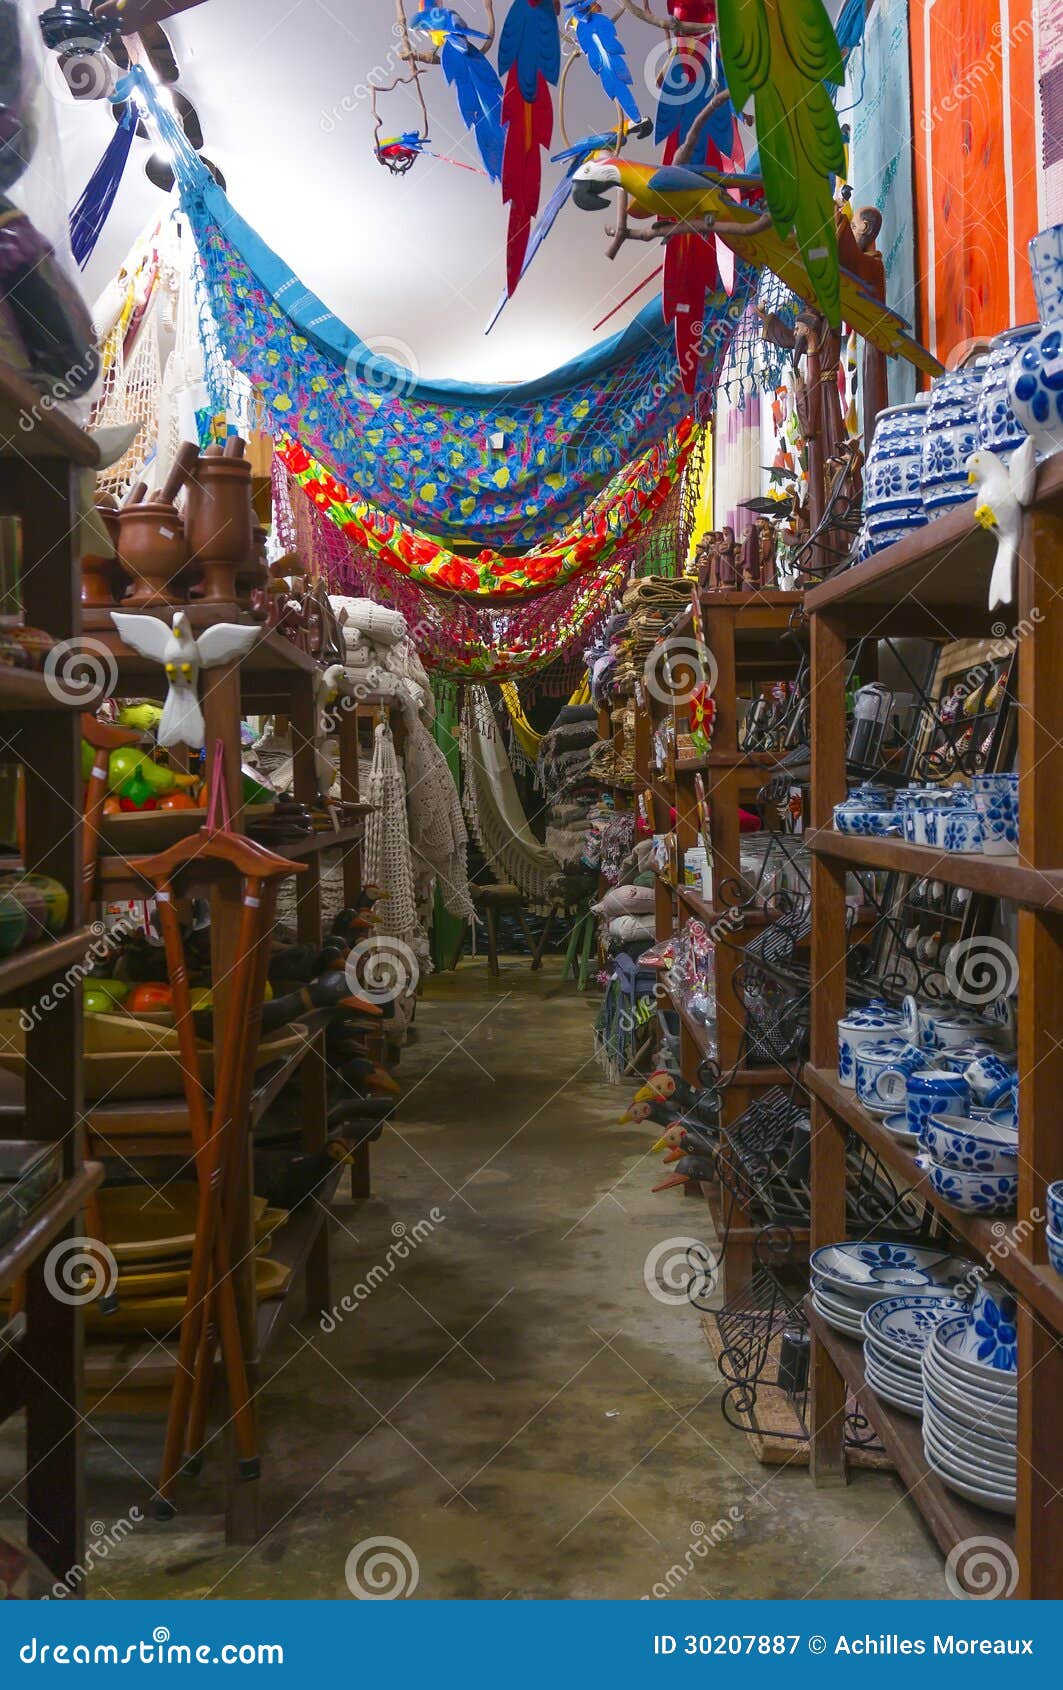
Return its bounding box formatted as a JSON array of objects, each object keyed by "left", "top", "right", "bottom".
[
  {"left": 563, "top": 2, "right": 641, "bottom": 125},
  {"left": 410, "top": 7, "right": 506, "bottom": 181}
]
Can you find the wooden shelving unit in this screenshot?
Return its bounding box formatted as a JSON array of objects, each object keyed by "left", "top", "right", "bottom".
[
  {"left": 638, "top": 588, "right": 805, "bottom": 1290},
  {"left": 79, "top": 608, "right": 371, "bottom": 1544},
  {"left": 805, "top": 463, "right": 1063, "bottom": 1598},
  {"left": 0, "top": 363, "right": 101, "bottom": 1589}
]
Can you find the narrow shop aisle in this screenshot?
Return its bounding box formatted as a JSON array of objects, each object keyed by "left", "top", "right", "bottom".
[{"left": 77, "top": 961, "right": 942, "bottom": 1599}]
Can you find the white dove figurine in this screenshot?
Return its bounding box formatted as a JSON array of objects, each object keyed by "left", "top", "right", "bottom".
[
  {"left": 110, "top": 612, "right": 262, "bottom": 749},
  {"left": 964, "top": 438, "right": 1037, "bottom": 610}
]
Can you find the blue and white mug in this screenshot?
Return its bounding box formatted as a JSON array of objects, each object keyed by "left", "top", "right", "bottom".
[
  {"left": 868, "top": 1042, "right": 925, "bottom": 1110},
  {"left": 856, "top": 1040, "right": 917, "bottom": 1114},
  {"left": 964, "top": 1053, "right": 1017, "bottom": 1106},
  {"left": 906, "top": 1069, "right": 971, "bottom": 1137}
]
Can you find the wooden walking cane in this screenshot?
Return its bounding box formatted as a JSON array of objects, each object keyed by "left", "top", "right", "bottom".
[{"left": 131, "top": 818, "right": 306, "bottom": 1517}]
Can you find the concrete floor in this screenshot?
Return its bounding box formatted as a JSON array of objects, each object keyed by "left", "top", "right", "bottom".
[{"left": 3, "top": 959, "right": 945, "bottom": 1598}]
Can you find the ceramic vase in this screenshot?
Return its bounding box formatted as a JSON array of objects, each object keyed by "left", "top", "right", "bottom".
[
  {"left": 863, "top": 397, "right": 931, "bottom": 555},
  {"left": 921, "top": 362, "right": 986, "bottom": 516},
  {"left": 1007, "top": 225, "right": 1063, "bottom": 456},
  {"left": 184, "top": 456, "right": 254, "bottom": 603},
  {"left": 116, "top": 503, "right": 187, "bottom": 607},
  {"left": 977, "top": 324, "right": 1037, "bottom": 460}
]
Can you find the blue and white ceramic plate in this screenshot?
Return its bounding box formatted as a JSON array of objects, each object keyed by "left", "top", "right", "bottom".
[
  {"left": 810, "top": 1241, "right": 975, "bottom": 1302},
  {"left": 921, "top": 1370, "right": 1017, "bottom": 1441},
  {"left": 882, "top": 1110, "right": 920, "bottom": 1146},
  {"left": 861, "top": 1295, "right": 968, "bottom": 1358},
  {"left": 863, "top": 1359, "right": 923, "bottom": 1418},
  {"left": 932, "top": 1310, "right": 1018, "bottom": 1378},
  {"left": 810, "top": 1291, "right": 865, "bottom": 1338},
  {"left": 922, "top": 1453, "right": 1016, "bottom": 1516},
  {"left": 922, "top": 1344, "right": 1018, "bottom": 1411},
  {"left": 923, "top": 1403, "right": 1017, "bottom": 1471},
  {"left": 923, "top": 1425, "right": 1016, "bottom": 1491}
]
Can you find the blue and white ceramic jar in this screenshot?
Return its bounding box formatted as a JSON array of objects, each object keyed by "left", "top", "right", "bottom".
[
  {"left": 973, "top": 772, "right": 1018, "bottom": 856},
  {"left": 921, "top": 361, "right": 986, "bottom": 516},
  {"left": 977, "top": 324, "right": 1037, "bottom": 460},
  {"left": 905, "top": 1069, "right": 971, "bottom": 1136},
  {"left": 940, "top": 807, "right": 983, "bottom": 853},
  {"left": 863, "top": 396, "right": 931, "bottom": 555},
  {"left": 856, "top": 1039, "right": 917, "bottom": 1114},
  {"left": 837, "top": 1002, "right": 904, "bottom": 1087},
  {"left": 1008, "top": 225, "right": 1063, "bottom": 457}
]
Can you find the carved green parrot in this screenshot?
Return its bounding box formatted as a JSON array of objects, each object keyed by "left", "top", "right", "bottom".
[{"left": 716, "top": 0, "right": 846, "bottom": 325}]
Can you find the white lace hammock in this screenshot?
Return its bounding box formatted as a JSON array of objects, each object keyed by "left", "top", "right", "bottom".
[
  {"left": 364, "top": 721, "right": 430, "bottom": 967},
  {"left": 461, "top": 688, "right": 557, "bottom": 911}
]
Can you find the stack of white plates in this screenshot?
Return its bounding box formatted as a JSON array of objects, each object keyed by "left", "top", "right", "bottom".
[
  {"left": 860, "top": 1295, "right": 966, "bottom": 1418},
  {"left": 921, "top": 1315, "right": 1017, "bottom": 1515},
  {"left": 809, "top": 1242, "right": 975, "bottom": 1339}
]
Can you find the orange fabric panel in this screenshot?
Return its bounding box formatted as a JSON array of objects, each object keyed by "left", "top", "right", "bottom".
[{"left": 910, "top": 0, "right": 1039, "bottom": 363}]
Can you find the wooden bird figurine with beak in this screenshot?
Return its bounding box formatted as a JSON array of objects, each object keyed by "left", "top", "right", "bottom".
[
  {"left": 964, "top": 441, "right": 1037, "bottom": 609},
  {"left": 111, "top": 612, "right": 262, "bottom": 749}
]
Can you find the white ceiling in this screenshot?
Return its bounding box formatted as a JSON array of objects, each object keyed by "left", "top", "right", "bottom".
[{"left": 54, "top": 0, "right": 676, "bottom": 382}]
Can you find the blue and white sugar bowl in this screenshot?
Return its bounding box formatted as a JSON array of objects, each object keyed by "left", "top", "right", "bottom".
[
  {"left": 940, "top": 803, "right": 984, "bottom": 853},
  {"left": 977, "top": 323, "right": 1037, "bottom": 461},
  {"left": 837, "top": 1001, "right": 905, "bottom": 1088},
  {"left": 1008, "top": 224, "right": 1063, "bottom": 458},
  {"left": 905, "top": 1069, "right": 971, "bottom": 1137},
  {"left": 863, "top": 396, "right": 931, "bottom": 555},
  {"left": 921, "top": 360, "right": 987, "bottom": 516}
]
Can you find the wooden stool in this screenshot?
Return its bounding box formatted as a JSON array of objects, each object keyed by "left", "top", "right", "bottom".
[{"left": 470, "top": 884, "right": 554, "bottom": 975}]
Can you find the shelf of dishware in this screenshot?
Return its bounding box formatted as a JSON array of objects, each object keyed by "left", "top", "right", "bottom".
[
  {"left": 805, "top": 828, "right": 1063, "bottom": 912},
  {"left": 805, "top": 1065, "right": 1063, "bottom": 1334},
  {"left": 806, "top": 455, "right": 1063, "bottom": 615},
  {"left": 805, "top": 1301, "right": 1014, "bottom": 1556}
]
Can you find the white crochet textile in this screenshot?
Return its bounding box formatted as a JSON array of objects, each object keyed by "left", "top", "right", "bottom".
[
  {"left": 462, "top": 689, "right": 556, "bottom": 910},
  {"left": 364, "top": 721, "right": 429, "bottom": 968}
]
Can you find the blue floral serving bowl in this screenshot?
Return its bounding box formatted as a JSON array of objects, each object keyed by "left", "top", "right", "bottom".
[
  {"left": 918, "top": 1156, "right": 1018, "bottom": 1215},
  {"left": 1046, "top": 1180, "right": 1063, "bottom": 1236},
  {"left": 920, "top": 1112, "right": 1018, "bottom": 1174}
]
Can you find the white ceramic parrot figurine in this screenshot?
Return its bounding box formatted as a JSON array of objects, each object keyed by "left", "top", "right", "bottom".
[
  {"left": 964, "top": 438, "right": 1038, "bottom": 610},
  {"left": 110, "top": 611, "right": 262, "bottom": 749}
]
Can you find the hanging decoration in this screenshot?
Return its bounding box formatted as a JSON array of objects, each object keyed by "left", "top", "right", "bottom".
[
  {"left": 275, "top": 419, "right": 695, "bottom": 597},
  {"left": 408, "top": 6, "right": 506, "bottom": 179},
  {"left": 564, "top": 1, "right": 641, "bottom": 123},
  {"left": 273, "top": 466, "right": 627, "bottom": 682},
  {"left": 498, "top": 0, "right": 562, "bottom": 293},
  {"left": 69, "top": 99, "right": 138, "bottom": 267}
]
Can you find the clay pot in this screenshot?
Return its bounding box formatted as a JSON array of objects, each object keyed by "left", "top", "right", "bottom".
[
  {"left": 116, "top": 503, "right": 187, "bottom": 607},
  {"left": 184, "top": 456, "right": 254, "bottom": 603},
  {"left": 82, "top": 496, "right": 122, "bottom": 607}
]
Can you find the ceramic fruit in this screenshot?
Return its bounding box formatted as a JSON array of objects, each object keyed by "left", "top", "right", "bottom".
[
  {"left": 125, "top": 983, "right": 174, "bottom": 1013},
  {"left": 0, "top": 877, "right": 49, "bottom": 943}
]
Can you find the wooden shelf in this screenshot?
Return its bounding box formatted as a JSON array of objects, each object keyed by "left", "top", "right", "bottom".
[
  {"left": 96, "top": 825, "right": 367, "bottom": 899},
  {"left": 699, "top": 1179, "right": 809, "bottom": 1251},
  {"left": 806, "top": 827, "right": 1063, "bottom": 912},
  {"left": 257, "top": 1161, "right": 345, "bottom": 1356},
  {"left": 0, "top": 362, "right": 100, "bottom": 467},
  {"left": 805, "top": 1300, "right": 1014, "bottom": 1560},
  {"left": 0, "top": 666, "right": 83, "bottom": 712},
  {"left": 676, "top": 750, "right": 788, "bottom": 772},
  {"left": 0, "top": 927, "right": 97, "bottom": 1001},
  {"left": 805, "top": 1065, "right": 1063, "bottom": 1336},
  {"left": 675, "top": 884, "right": 776, "bottom": 929},
  {"left": 0, "top": 1163, "right": 103, "bottom": 1298},
  {"left": 805, "top": 455, "right": 1063, "bottom": 616}
]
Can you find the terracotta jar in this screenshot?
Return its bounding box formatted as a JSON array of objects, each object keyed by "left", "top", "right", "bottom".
[
  {"left": 184, "top": 456, "right": 254, "bottom": 603},
  {"left": 116, "top": 502, "right": 187, "bottom": 607}
]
